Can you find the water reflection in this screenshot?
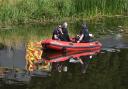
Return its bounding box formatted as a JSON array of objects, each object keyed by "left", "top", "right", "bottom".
[
  {"left": 0, "top": 48, "right": 101, "bottom": 87},
  {"left": 42, "top": 49, "right": 100, "bottom": 74},
  {"left": 0, "top": 44, "right": 26, "bottom": 69},
  {"left": 0, "top": 68, "right": 30, "bottom": 85},
  {"left": 50, "top": 54, "right": 92, "bottom": 74},
  {"left": 100, "top": 33, "right": 128, "bottom": 49}
]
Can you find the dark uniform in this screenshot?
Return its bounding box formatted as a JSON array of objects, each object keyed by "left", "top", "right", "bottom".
[
  {"left": 79, "top": 26, "right": 90, "bottom": 42},
  {"left": 61, "top": 27, "right": 70, "bottom": 41}
]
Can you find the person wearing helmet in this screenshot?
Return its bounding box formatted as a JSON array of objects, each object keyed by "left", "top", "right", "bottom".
[
  {"left": 61, "top": 22, "right": 70, "bottom": 41},
  {"left": 77, "top": 24, "right": 92, "bottom": 43}
]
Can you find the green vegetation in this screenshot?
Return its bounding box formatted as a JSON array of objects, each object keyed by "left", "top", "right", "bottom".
[
  {"left": 0, "top": 24, "right": 53, "bottom": 47},
  {"left": 0, "top": 0, "right": 127, "bottom": 24},
  {"left": 0, "top": 16, "right": 127, "bottom": 47}
]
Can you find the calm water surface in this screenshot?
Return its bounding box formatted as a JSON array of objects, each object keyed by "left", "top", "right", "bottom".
[{"left": 0, "top": 17, "right": 128, "bottom": 89}]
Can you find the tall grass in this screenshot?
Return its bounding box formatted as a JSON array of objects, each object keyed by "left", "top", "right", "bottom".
[{"left": 0, "top": 0, "right": 127, "bottom": 24}]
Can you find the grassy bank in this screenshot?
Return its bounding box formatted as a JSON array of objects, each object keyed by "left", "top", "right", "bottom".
[{"left": 0, "top": 0, "right": 127, "bottom": 25}]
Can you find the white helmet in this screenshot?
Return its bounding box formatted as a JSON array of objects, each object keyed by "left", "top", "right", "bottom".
[{"left": 63, "top": 22, "right": 68, "bottom": 28}]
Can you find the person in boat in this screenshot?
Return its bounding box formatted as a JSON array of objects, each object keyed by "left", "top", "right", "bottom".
[
  {"left": 52, "top": 25, "right": 64, "bottom": 40},
  {"left": 52, "top": 22, "right": 70, "bottom": 41},
  {"left": 77, "top": 24, "right": 93, "bottom": 43},
  {"left": 61, "top": 22, "right": 70, "bottom": 41}
]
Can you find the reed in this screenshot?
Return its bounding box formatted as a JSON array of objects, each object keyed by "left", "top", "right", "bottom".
[{"left": 0, "top": 0, "right": 127, "bottom": 24}]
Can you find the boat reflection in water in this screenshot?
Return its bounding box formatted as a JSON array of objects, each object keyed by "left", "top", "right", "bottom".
[{"left": 42, "top": 49, "right": 101, "bottom": 74}]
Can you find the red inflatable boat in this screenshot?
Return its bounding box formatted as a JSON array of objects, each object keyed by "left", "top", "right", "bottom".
[{"left": 42, "top": 39, "right": 102, "bottom": 51}]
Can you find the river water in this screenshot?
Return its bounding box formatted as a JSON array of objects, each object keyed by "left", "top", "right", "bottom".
[{"left": 0, "top": 17, "right": 128, "bottom": 89}]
